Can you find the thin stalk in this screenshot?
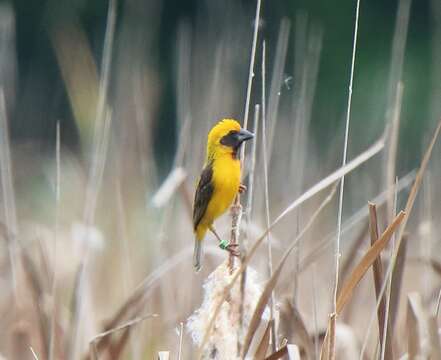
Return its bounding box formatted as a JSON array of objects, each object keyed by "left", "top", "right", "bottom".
[
  {"left": 312, "top": 263, "right": 319, "bottom": 360},
  {"left": 261, "top": 40, "right": 277, "bottom": 352},
  {"left": 331, "top": 1, "right": 362, "bottom": 357},
  {"left": 267, "top": 18, "right": 290, "bottom": 158},
  {"left": 178, "top": 322, "right": 184, "bottom": 360},
  {"left": 239, "top": 104, "right": 260, "bottom": 352},
  {"left": 0, "top": 89, "right": 18, "bottom": 300},
  {"left": 70, "top": 0, "right": 115, "bottom": 351},
  {"left": 230, "top": 0, "right": 262, "bottom": 271},
  {"left": 240, "top": 0, "right": 261, "bottom": 145},
  {"left": 360, "top": 119, "right": 441, "bottom": 359},
  {"left": 198, "top": 136, "right": 384, "bottom": 357},
  {"left": 49, "top": 122, "right": 61, "bottom": 360}
]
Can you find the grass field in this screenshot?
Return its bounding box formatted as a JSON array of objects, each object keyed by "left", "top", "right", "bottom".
[{"left": 0, "top": 0, "right": 440, "bottom": 359}]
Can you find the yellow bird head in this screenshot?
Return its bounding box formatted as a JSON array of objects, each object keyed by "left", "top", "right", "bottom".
[{"left": 206, "top": 119, "right": 254, "bottom": 160}]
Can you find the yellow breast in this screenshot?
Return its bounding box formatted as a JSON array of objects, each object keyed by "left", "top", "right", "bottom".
[{"left": 204, "top": 156, "right": 240, "bottom": 224}]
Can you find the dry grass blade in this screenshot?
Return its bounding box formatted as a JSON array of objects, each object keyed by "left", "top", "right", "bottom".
[
  {"left": 0, "top": 88, "right": 18, "bottom": 299},
  {"left": 89, "top": 313, "right": 158, "bottom": 360},
  {"left": 406, "top": 293, "right": 422, "bottom": 358},
  {"left": 240, "top": 0, "right": 261, "bottom": 151},
  {"left": 261, "top": 39, "right": 277, "bottom": 350},
  {"left": 30, "top": 346, "right": 40, "bottom": 360},
  {"left": 319, "top": 313, "right": 336, "bottom": 360},
  {"left": 299, "top": 170, "right": 415, "bottom": 275},
  {"left": 20, "top": 250, "right": 49, "bottom": 359},
  {"left": 241, "top": 185, "right": 337, "bottom": 358},
  {"left": 254, "top": 320, "right": 273, "bottom": 360},
  {"left": 339, "top": 220, "right": 369, "bottom": 285},
  {"left": 389, "top": 234, "right": 408, "bottom": 333},
  {"left": 267, "top": 18, "right": 290, "bottom": 157},
  {"left": 359, "top": 118, "right": 441, "bottom": 359},
  {"left": 393, "top": 119, "right": 441, "bottom": 273},
  {"left": 368, "top": 203, "right": 392, "bottom": 360},
  {"left": 272, "top": 136, "right": 384, "bottom": 228},
  {"left": 336, "top": 210, "right": 405, "bottom": 314},
  {"left": 178, "top": 322, "right": 184, "bottom": 360},
  {"left": 278, "top": 298, "right": 314, "bottom": 359},
  {"left": 428, "top": 315, "right": 441, "bottom": 359},
  {"left": 265, "top": 345, "right": 288, "bottom": 360},
  {"left": 198, "top": 138, "right": 384, "bottom": 358},
  {"left": 330, "top": 0, "right": 362, "bottom": 354}
]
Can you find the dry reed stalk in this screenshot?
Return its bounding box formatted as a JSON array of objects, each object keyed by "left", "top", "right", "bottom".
[
  {"left": 89, "top": 314, "right": 158, "bottom": 360},
  {"left": 368, "top": 203, "right": 392, "bottom": 360},
  {"left": 241, "top": 184, "right": 337, "bottom": 358},
  {"left": 239, "top": 104, "right": 261, "bottom": 354},
  {"left": 388, "top": 234, "right": 408, "bottom": 335},
  {"left": 337, "top": 211, "right": 405, "bottom": 314},
  {"left": 198, "top": 137, "right": 385, "bottom": 358},
  {"left": 339, "top": 221, "right": 369, "bottom": 287},
  {"left": 265, "top": 345, "right": 288, "bottom": 360},
  {"left": 261, "top": 40, "right": 277, "bottom": 351},
  {"left": 0, "top": 89, "right": 18, "bottom": 300},
  {"left": 289, "top": 22, "right": 322, "bottom": 302},
  {"left": 330, "top": 0, "right": 362, "bottom": 355},
  {"left": 175, "top": 20, "right": 192, "bottom": 169},
  {"left": 254, "top": 320, "right": 273, "bottom": 360},
  {"left": 385, "top": 83, "right": 403, "bottom": 225},
  {"left": 177, "top": 322, "right": 184, "bottom": 360},
  {"left": 229, "top": 0, "right": 262, "bottom": 273},
  {"left": 406, "top": 293, "right": 422, "bottom": 358},
  {"left": 360, "top": 119, "right": 441, "bottom": 359},
  {"left": 435, "top": 288, "right": 441, "bottom": 318},
  {"left": 266, "top": 18, "right": 290, "bottom": 158},
  {"left": 320, "top": 211, "right": 405, "bottom": 359},
  {"left": 49, "top": 122, "right": 61, "bottom": 360},
  {"left": 298, "top": 170, "right": 415, "bottom": 275},
  {"left": 278, "top": 298, "right": 314, "bottom": 358},
  {"left": 19, "top": 249, "right": 49, "bottom": 359},
  {"left": 30, "top": 347, "right": 39, "bottom": 360},
  {"left": 71, "top": 1, "right": 116, "bottom": 357},
  {"left": 428, "top": 315, "right": 441, "bottom": 358}
]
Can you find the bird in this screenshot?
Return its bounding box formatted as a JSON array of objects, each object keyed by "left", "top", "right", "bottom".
[{"left": 193, "top": 118, "right": 254, "bottom": 271}]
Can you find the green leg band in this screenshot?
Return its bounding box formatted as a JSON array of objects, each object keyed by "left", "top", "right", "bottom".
[{"left": 219, "top": 239, "right": 229, "bottom": 250}]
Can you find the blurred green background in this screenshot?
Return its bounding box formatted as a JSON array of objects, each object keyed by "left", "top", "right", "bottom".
[{"left": 6, "top": 0, "right": 436, "bottom": 175}]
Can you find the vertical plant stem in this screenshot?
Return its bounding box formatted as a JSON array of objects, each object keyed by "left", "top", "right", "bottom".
[
  {"left": 49, "top": 122, "right": 61, "bottom": 360},
  {"left": 330, "top": 0, "right": 362, "bottom": 357},
  {"left": 368, "top": 203, "right": 393, "bottom": 360},
  {"left": 0, "top": 89, "right": 18, "bottom": 300},
  {"left": 239, "top": 104, "right": 260, "bottom": 353},
  {"left": 261, "top": 40, "right": 277, "bottom": 351},
  {"left": 71, "top": 1, "right": 116, "bottom": 358},
  {"left": 229, "top": 0, "right": 262, "bottom": 272}
]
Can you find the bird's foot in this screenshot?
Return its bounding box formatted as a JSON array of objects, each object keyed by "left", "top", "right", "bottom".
[
  {"left": 239, "top": 184, "right": 247, "bottom": 193},
  {"left": 219, "top": 239, "right": 241, "bottom": 257}
]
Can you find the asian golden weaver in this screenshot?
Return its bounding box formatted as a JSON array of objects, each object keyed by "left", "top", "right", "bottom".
[{"left": 192, "top": 119, "right": 254, "bottom": 271}]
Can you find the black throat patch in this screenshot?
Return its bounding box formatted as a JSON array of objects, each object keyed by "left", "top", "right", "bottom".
[{"left": 220, "top": 130, "right": 241, "bottom": 159}]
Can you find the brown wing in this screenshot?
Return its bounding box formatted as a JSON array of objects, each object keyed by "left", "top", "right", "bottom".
[{"left": 193, "top": 163, "right": 214, "bottom": 230}]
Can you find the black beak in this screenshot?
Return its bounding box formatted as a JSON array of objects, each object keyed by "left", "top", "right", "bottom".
[{"left": 237, "top": 129, "right": 254, "bottom": 142}]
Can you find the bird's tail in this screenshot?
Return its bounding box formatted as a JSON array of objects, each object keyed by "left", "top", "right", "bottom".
[{"left": 193, "top": 239, "right": 203, "bottom": 272}]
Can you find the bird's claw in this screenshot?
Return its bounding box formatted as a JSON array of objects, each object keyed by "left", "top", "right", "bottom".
[
  {"left": 226, "top": 243, "right": 241, "bottom": 257},
  {"left": 219, "top": 240, "right": 241, "bottom": 257},
  {"left": 239, "top": 184, "right": 247, "bottom": 193}
]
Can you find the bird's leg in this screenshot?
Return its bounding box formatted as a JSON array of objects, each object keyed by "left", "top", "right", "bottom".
[
  {"left": 209, "top": 225, "right": 240, "bottom": 257},
  {"left": 239, "top": 184, "right": 247, "bottom": 193}
]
